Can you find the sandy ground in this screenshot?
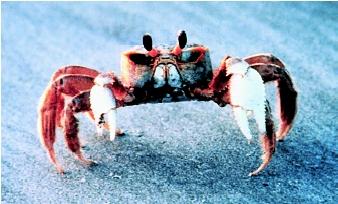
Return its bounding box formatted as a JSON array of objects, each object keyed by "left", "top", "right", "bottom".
[{"left": 1, "top": 2, "right": 337, "bottom": 203}]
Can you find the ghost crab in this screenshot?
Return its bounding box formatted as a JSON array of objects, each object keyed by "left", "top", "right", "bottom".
[{"left": 38, "top": 30, "right": 297, "bottom": 176}]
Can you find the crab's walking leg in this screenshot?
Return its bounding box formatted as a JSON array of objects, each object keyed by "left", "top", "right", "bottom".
[
  {"left": 249, "top": 101, "right": 276, "bottom": 176},
  {"left": 252, "top": 64, "right": 297, "bottom": 141},
  {"left": 38, "top": 84, "right": 65, "bottom": 173},
  {"left": 38, "top": 66, "right": 101, "bottom": 172},
  {"left": 39, "top": 111, "right": 64, "bottom": 173},
  {"left": 274, "top": 69, "right": 297, "bottom": 140},
  {"left": 64, "top": 92, "right": 95, "bottom": 166},
  {"left": 244, "top": 53, "right": 285, "bottom": 68}
]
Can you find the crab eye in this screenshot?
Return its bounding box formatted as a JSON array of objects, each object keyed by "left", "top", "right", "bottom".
[
  {"left": 178, "top": 30, "right": 187, "bottom": 49},
  {"left": 128, "top": 53, "right": 153, "bottom": 65},
  {"left": 143, "top": 33, "right": 153, "bottom": 51},
  {"left": 180, "top": 50, "right": 203, "bottom": 63}
]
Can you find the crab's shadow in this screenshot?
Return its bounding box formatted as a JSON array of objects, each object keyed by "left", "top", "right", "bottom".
[{"left": 58, "top": 124, "right": 335, "bottom": 203}]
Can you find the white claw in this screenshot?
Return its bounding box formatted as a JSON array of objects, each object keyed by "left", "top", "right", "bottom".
[
  {"left": 96, "top": 125, "right": 103, "bottom": 137},
  {"left": 227, "top": 58, "right": 266, "bottom": 143},
  {"left": 109, "top": 134, "right": 116, "bottom": 141},
  {"left": 94, "top": 115, "right": 104, "bottom": 137},
  {"left": 106, "top": 109, "right": 117, "bottom": 141},
  {"left": 90, "top": 75, "right": 117, "bottom": 141},
  {"left": 232, "top": 107, "right": 253, "bottom": 142}
]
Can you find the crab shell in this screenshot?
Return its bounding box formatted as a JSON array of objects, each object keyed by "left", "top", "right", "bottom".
[
  {"left": 121, "top": 44, "right": 212, "bottom": 88},
  {"left": 119, "top": 44, "right": 213, "bottom": 104}
]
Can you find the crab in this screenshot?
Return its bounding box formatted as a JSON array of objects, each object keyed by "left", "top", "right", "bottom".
[{"left": 38, "top": 30, "right": 297, "bottom": 176}]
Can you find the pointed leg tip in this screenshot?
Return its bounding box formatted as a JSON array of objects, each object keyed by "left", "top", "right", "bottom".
[
  {"left": 116, "top": 128, "right": 125, "bottom": 136},
  {"left": 109, "top": 135, "right": 116, "bottom": 141},
  {"left": 82, "top": 159, "right": 97, "bottom": 166},
  {"left": 88, "top": 160, "right": 98, "bottom": 167},
  {"left": 276, "top": 125, "right": 292, "bottom": 141},
  {"left": 56, "top": 166, "right": 65, "bottom": 174},
  {"left": 248, "top": 171, "right": 259, "bottom": 177},
  {"left": 276, "top": 137, "right": 285, "bottom": 142},
  {"left": 276, "top": 132, "right": 286, "bottom": 141},
  {"left": 75, "top": 152, "right": 96, "bottom": 166}
]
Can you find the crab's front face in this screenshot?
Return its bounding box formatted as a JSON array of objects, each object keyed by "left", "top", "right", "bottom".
[
  {"left": 121, "top": 31, "right": 213, "bottom": 102},
  {"left": 152, "top": 53, "right": 182, "bottom": 89}
]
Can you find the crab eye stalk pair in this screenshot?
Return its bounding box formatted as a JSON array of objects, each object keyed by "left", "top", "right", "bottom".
[{"left": 143, "top": 30, "right": 187, "bottom": 56}]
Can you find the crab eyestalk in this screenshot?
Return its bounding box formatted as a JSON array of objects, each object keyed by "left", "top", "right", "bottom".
[
  {"left": 172, "top": 30, "right": 187, "bottom": 56},
  {"left": 143, "top": 33, "right": 158, "bottom": 57}
]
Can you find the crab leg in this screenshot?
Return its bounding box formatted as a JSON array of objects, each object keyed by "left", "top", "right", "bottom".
[
  {"left": 52, "top": 65, "right": 99, "bottom": 83},
  {"left": 38, "top": 105, "right": 64, "bottom": 173},
  {"left": 38, "top": 82, "right": 65, "bottom": 173},
  {"left": 63, "top": 92, "right": 95, "bottom": 166},
  {"left": 244, "top": 53, "right": 285, "bottom": 68},
  {"left": 38, "top": 66, "right": 99, "bottom": 173},
  {"left": 252, "top": 64, "right": 297, "bottom": 141}
]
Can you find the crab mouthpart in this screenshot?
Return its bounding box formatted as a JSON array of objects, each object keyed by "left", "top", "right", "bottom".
[{"left": 153, "top": 63, "right": 182, "bottom": 89}]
